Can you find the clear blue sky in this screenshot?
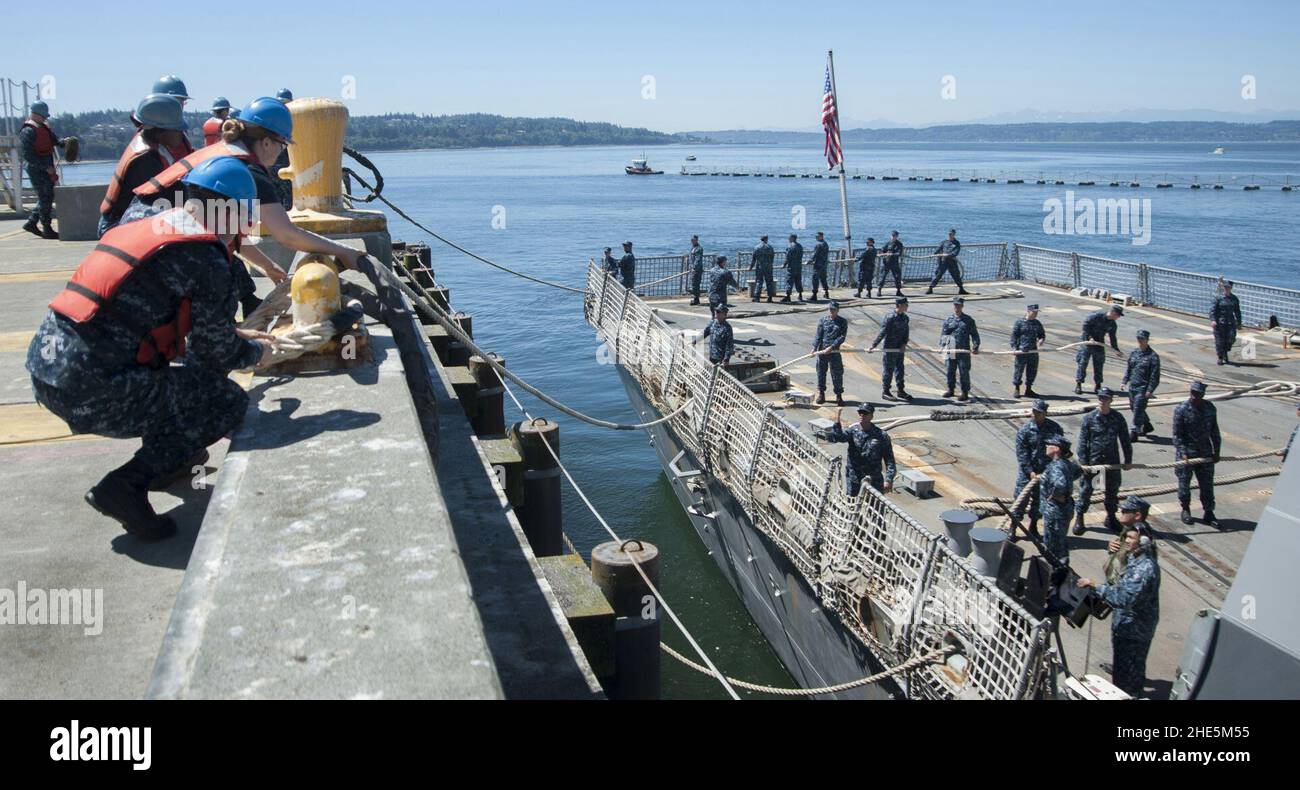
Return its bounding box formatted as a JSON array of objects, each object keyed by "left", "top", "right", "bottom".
[{"left": 8, "top": 0, "right": 1299, "bottom": 130}]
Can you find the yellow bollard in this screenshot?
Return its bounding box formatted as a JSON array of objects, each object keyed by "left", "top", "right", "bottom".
[
  {"left": 267, "top": 97, "right": 387, "bottom": 235},
  {"left": 290, "top": 258, "right": 342, "bottom": 328}
]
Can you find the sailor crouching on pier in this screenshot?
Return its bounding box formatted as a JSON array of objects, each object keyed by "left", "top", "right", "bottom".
[
  {"left": 829, "top": 403, "right": 896, "bottom": 496},
  {"left": 26, "top": 157, "right": 275, "bottom": 541}
]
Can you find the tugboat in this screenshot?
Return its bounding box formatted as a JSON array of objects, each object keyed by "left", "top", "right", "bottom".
[{"left": 625, "top": 155, "right": 663, "bottom": 175}]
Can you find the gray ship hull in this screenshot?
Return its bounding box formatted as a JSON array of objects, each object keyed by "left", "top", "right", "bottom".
[{"left": 617, "top": 366, "right": 898, "bottom": 699}]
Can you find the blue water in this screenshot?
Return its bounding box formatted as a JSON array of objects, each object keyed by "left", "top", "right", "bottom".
[{"left": 60, "top": 141, "right": 1300, "bottom": 698}]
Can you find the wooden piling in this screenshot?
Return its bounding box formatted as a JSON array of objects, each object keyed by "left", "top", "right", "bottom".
[
  {"left": 469, "top": 354, "right": 506, "bottom": 438},
  {"left": 591, "top": 539, "right": 661, "bottom": 700},
  {"left": 511, "top": 419, "right": 563, "bottom": 557}
]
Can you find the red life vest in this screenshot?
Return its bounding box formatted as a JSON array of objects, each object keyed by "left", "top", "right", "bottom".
[
  {"left": 22, "top": 119, "right": 56, "bottom": 156},
  {"left": 49, "top": 207, "right": 228, "bottom": 367},
  {"left": 99, "top": 132, "right": 164, "bottom": 215},
  {"left": 203, "top": 116, "right": 224, "bottom": 146},
  {"left": 133, "top": 140, "right": 256, "bottom": 202}
]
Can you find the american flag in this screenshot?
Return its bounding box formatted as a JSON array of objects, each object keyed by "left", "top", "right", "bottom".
[{"left": 822, "top": 63, "right": 843, "bottom": 170}]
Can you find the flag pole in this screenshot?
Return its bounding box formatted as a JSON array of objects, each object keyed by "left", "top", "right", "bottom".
[{"left": 827, "top": 49, "right": 853, "bottom": 265}]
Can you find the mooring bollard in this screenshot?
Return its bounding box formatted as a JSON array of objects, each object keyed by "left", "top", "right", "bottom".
[
  {"left": 941, "top": 509, "right": 978, "bottom": 555},
  {"left": 468, "top": 354, "right": 506, "bottom": 438},
  {"left": 591, "top": 539, "right": 661, "bottom": 700},
  {"left": 511, "top": 418, "right": 563, "bottom": 557}
]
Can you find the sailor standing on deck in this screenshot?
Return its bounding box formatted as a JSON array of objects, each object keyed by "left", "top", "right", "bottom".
[
  {"left": 1010, "top": 303, "right": 1046, "bottom": 399},
  {"left": 877, "top": 231, "right": 904, "bottom": 297},
  {"left": 871, "top": 296, "right": 912, "bottom": 401},
  {"left": 699, "top": 304, "right": 734, "bottom": 365},
  {"left": 707, "top": 256, "right": 739, "bottom": 317},
  {"left": 25, "top": 158, "right": 273, "bottom": 541},
  {"left": 780, "top": 233, "right": 805, "bottom": 303},
  {"left": 1079, "top": 510, "right": 1161, "bottom": 698},
  {"left": 687, "top": 235, "right": 705, "bottom": 305},
  {"left": 926, "top": 228, "right": 968, "bottom": 295},
  {"left": 618, "top": 241, "right": 636, "bottom": 289},
  {"left": 1122, "top": 329, "right": 1161, "bottom": 442},
  {"left": 1012, "top": 399, "right": 1063, "bottom": 535},
  {"left": 1075, "top": 305, "right": 1122, "bottom": 394},
  {"left": 752, "top": 235, "right": 776, "bottom": 303},
  {"left": 939, "top": 296, "right": 980, "bottom": 401},
  {"left": 809, "top": 231, "right": 831, "bottom": 302},
  {"left": 18, "top": 100, "right": 65, "bottom": 240},
  {"left": 204, "top": 97, "right": 232, "bottom": 146},
  {"left": 1038, "top": 436, "right": 1080, "bottom": 559},
  {"left": 829, "top": 403, "right": 896, "bottom": 496},
  {"left": 1173, "top": 380, "right": 1222, "bottom": 527},
  {"left": 854, "top": 238, "right": 877, "bottom": 298},
  {"left": 1073, "top": 386, "right": 1133, "bottom": 535},
  {"left": 1210, "top": 281, "right": 1243, "bottom": 366},
  {"left": 813, "top": 301, "right": 848, "bottom": 405}
]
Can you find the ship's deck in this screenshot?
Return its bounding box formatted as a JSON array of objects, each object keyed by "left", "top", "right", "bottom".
[{"left": 648, "top": 280, "right": 1299, "bottom": 698}]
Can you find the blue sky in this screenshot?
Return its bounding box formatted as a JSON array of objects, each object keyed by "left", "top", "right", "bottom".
[{"left": 7, "top": 0, "right": 1298, "bottom": 130}]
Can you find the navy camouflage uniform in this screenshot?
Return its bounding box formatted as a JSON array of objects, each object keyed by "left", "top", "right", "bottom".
[
  {"left": 26, "top": 241, "right": 261, "bottom": 490},
  {"left": 1010, "top": 313, "right": 1046, "bottom": 389},
  {"left": 19, "top": 120, "right": 60, "bottom": 230},
  {"left": 618, "top": 251, "right": 636, "bottom": 289},
  {"left": 688, "top": 244, "right": 705, "bottom": 302},
  {"left": 828, "top": 420, "right": 897, "bottom": 496},
  {"left": 1038, "top": 456, "right": 1080, "bottom": 562},
  {"left": 810, "top": 239, "right": 831, "bottom": 297},
  {"left": 927, "top": 238, "right": 964, "bottom": 290},
  {"left": 1097, "top": 549, "right": 1160, "bottom": 696},
  {"left": 1076, "top": 407, "right": 1132, "bottom": 518},
  {"left": 1076, "top": 310, "right": 1119, "bottom": 388},
  {"left": 872, "top": 309, "right": 910, "bottom": 394},
  {"left": 1210, "top": 291, "right": 1242, "bottom": 363},
  {"left": 701, "top": 318, "right": 734, "bottom": 365},
  {"left": 784, "top": 241, "right": 804, "bottom": 298},
  {"left": 1013, "top": 414, "right": 1063, "bottom": 520},
  {"left": 939, "top": 311, "right": 980, "bottom": 395},
  {"left": 877, "top": 238, "right": 904, "bottom": 295},
  {"left": 1122, "top": 342, "right": 1161, "bottom": 439},
  {"left": 854, "top": 246, "right": 877, "bottom": 296},
  {"left": 708, "top": 265, "right": 738, "bottom": 314},
  {"left": 813, "top": 313, "right": 848, "bottom": 396},
  {"left": 1172, "top": 395, "right": 1221, "bottom": 514},
  {"left": 752, "top": 241, "right": 776, "bottom": 300}
]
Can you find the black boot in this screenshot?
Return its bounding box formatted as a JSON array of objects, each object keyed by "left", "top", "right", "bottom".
[
  {"left": 1014, "top": 385, "right": 1021, "bottom": 398},
  {"left": 85, "top": 471, "right": 177, "bottom": 541},
  {"left": 925, "top": 287, "right": 934, "bottom": 295},
  {"left": 1023, "top": 387, "right": 1040, "bottom": 399},
  {"left": 779, "top": 295, "right": 791, "bottom": 304},
  {"left": 958, "top": 392, "right": 970, "bottom": 402},
  {"left": 41, "top": 224, "right": 58, "bottom": 239},
  {"left": 958, "top": 287, "right": 970, "bottom": 295},
  {"left": 22, "top": 218, "right": 41, "bottom": 236},
  {"left": 149, "top": 449, "right": 211, "bottom": 491},
  {"left": 1072, "top": 513, "right": 1086, "bottom": 536},
  {"left": 815, "top": 390, "right": 826, "bottom": 405},
  {"left": 854, "top": 290, "right": 862, "bottom": 298},
  {"left": 882, "top": 390, "right": 895, "bottom": 401},
  {"left": 943, "top": 389, "right": 955, "bottom": 398},
  {"left": 690, "top": 298, "right": 700, "bottom": 306},
  {"left": 766, "top": 296, "right": 773, "bottom": 303},
  {"left": 1130, "top": 431, "right": 1140, "bottom": 443},
  {"left": 835, "top": 394, "right": 845, "bottom": 406},
  {"left": 1203, "top": 510, "right": 1220, "bottom": 527},
  {"left": 896, "top": 389, "right": 913, "bottom": 401},
  {"left": 1074, "top": 381, "right": 1083, "bottom": 395},
  {"left": 1180, "top": 507, "right": 1194, "bottom": 525}
]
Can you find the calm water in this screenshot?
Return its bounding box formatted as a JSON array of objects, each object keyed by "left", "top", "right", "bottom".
[{"left": 63, "top": 141, "right": 1300, "bottom": 698}]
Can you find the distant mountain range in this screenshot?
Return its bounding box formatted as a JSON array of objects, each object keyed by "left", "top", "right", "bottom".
[{"left": 685, "top": 120, "right": 1300, "bottom": 144}]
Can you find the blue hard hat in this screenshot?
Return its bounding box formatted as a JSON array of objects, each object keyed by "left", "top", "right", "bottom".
[
  {"left": 275, "top": 88, "right": 294, "bottom": 102},
  {"left": 230, "top": 108, "right": 242, "bottom": 119},
  {"left": 152, "top": 74, "right": 191, "bottom": 101},
  {"left": 30, "top": 100, "right": 49, "bottom": 117},
  {"left": 182, "top": 155, "right": 256, "bottom": 207},
  {"left": 239, "top": 97, "right": 294, "bottom": 143},
  {"left": 211, "top": 96, "right": 231, "bottom": 111},
  {"left": 135, "top": 93, "right": 189, "bottom": 131}
]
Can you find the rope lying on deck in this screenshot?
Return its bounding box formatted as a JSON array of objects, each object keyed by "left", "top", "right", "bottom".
[
  {"left": 370, "top": 258, "right": 692, "bottom": 431},
  {"left": 660, "top": 642, "right": 953, "bottom": 697}
]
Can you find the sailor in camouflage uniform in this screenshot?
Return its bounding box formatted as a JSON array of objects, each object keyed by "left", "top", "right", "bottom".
[
  {"left": 707, "top": 255, "right": 740, "bottom": 316},
  {"left": 1079, "top": 511, "right": 1161, "bottom": 698},
  {"left": 1038, "top": 436, "right": 1081, "bottom": 562},
  {"left": 687, "top": 235, "right": 705, "bottom": 305},
  {"left": 1121, "top": 329, "right": 1161, "bottom": 441},
  {"left": 1075, "top": 305, "right": 1122, "bottom": 394},
  {"left": 1010, "top": 303, "right": 1046, "bottom": 398},
  {"left": 939, "top": 296, "right": 980, "bottom": 401},
  {"left": 780, "top": 233, "right": 804, "bottom": 303},
  {"left": 618, "top": 241, "right": 636, "bottom": 289},
  {"left": 876, "top": 231, "right": 904, "bottom": 297},
  {"left": 752, "top": 235, "right": 776, "bottom": 303},
  {"left": 812, "top": 301, "right": 848, "bottom": 405},
  {"left": 1073, "top": 386, "right": 1133, "bottom": 535},
  {"left": 19, "top": 101, "right": 65, "bottom": 239},
  {"left": 853, "top": 238, "right": 877, "bottom": 298},
  {"left": 1012, "top": 399, "right": 1063, "bottom": 533},
  {"left": 829, "top": 403, "right": 897, "bottom": 496},
  {"left": 809, "top": 232, "right": 831, "bottom": 302},
  {"left": 925, "top": 228, "right": 967, "bottom": 295},
  {"left": 1172, "top": 380, "right": 1222, "bottom": 526},
  {"left": 699, "top": 304, "right": 734, "bottom": 365},
  {"left": 25, "top": 158, "right": 271, "bottom": 541},
  {"left": 871, "top": 296, "right": 912, "bottom": 401},
  {"left": 1210, "top": 281, "right": 1243, "bottom": 365}
]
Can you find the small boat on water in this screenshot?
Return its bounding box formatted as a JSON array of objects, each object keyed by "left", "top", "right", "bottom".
[
  {"left": 625, "top": 156, "right": 663, "bottom": 175},
  {"left": 1212, "top": 146, "right": 1226, "bottom": 155},
  {"left": 685, "top": 155, "right": 696, "bottom": 161}
]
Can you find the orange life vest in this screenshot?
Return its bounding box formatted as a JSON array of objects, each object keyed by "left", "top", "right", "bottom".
[
  {"left": 133, "top": 140, "right": 256, "bottom": 202},
  {"left": 22, "top": 119, "right": 56, "bottom": 156},
  {"left": 49, "top": 207, "right": 227, "bottom": 367},
  {"left": 99, "top": 132, "right": 164, "bottom": 215},
  {"left": 203, "top": 116, "right": 224, "bottom": 146}
]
